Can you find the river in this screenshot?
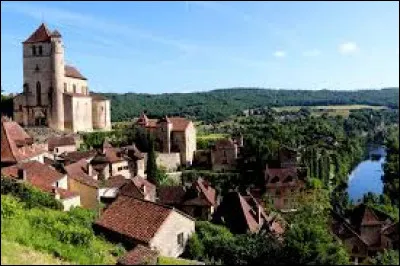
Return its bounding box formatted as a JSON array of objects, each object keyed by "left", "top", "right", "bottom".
[{"left": 347, "top": 145, "right": 386, "bottom": 202}]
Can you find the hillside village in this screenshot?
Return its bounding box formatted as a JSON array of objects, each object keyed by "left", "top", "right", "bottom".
[{"left": 1, "top": 23, "right": 399, "bottom": 265}]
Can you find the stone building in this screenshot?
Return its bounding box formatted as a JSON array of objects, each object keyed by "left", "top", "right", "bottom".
[
  {"left": 47, "top": 136, "right": 77, "bottom": 155},
  {"left": 331, "top": 205, "right": 399, "bottom": 264},
  {"left": 1, "top": 161, "right": 81, "bottom": 211},
  {"left": 94, "top": 195, "right": 195, "bottom": 258},
  {"left": 13, "top": 23, "right": 111, "bottom": 133},
  {"left": 211, "top": 135, "right": 243, "bottom": 172},
  {"left": 136, "top": 113, "right": 196, "bottom": 165},
  {"left": 158, "top": 178, "right": 217, "bottom": 220}
]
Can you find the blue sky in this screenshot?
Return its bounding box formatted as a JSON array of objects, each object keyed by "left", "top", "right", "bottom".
[{"left": 1, "top": 1, "right": 399, "bottom": 94}]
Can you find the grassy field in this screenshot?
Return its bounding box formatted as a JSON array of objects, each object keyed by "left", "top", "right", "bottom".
[
  {"left": 273, "top": 104, "right": 388, "bottom": 112},
  {"left": 158, "top": 256, "right": 204, "bottom": 265},
  {"left": 1, "top": 240, "right": 71, "bottom": 265}
]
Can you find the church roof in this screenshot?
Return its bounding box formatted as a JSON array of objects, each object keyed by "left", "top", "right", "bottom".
[
  {"left": 65, "top": 65, "right": 87, "bottom": 80},
  {"left": 51, "top": 30, "right": 62, "bottom": 38},
  {"left": 23, "top": 23, "right": 53, "bottom": 44}
]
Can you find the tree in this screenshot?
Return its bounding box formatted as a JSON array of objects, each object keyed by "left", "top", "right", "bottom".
[
  {"left": 146, "top": 133, "right": 158, "bottom": 184},
  {"left": 371, "top": 250, "right": 399, "bottom": 265}
]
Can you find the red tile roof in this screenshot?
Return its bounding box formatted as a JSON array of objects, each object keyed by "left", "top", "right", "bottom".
[
  {"left": 1, "top": 161, "right": 65, "bottom": 190},
  {"left": 47, "top": 136, "right": 76, "bottom": 151},
  {"left": 1, "top": 120, "right": 47, "bottom": 164},
  {"left": 64, "top": 65, "right": 87, "bottom": 80},
  {"left": 103, "top": 175, "right": 128, "bottom": 188},
  {"left": 60, "top": 150, "right": 97, "bottom": 165},
  {"left": 117, "top": 245, "right": 159, "bottom": 265},
  {"left": 64, "top": 159, "right": 99, "bottom": 188},
  {"left": 157, "top": 186, "right": 186, "bottom": 205},
  {"left": 169, "top": 117, "right": 191, "bottom": 132},
  {"left": 23, "top": 23, "right": 52, "bottom": 44},
  {"left": 95, "top": 196, "right": 174, "bottom": 243},
  {"left": 118, "top": 176, "right": 156, "bottom": 201},
  {"left": 118, "top": 180, "right": 146, "bottom": 199},
  {"left": 194, "top": 178, "right": 216, "bottom": 206}
]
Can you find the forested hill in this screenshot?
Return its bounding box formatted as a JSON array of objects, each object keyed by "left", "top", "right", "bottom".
[{"left": 101, "top": 87, "right": 399, "bottom": 123}]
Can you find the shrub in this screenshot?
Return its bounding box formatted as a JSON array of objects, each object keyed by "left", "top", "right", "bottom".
[
  {"left": 1, "top": 195, "right": 24, "bottom": 218},
  {"left": 183, "top": 233, "right": 204, "bottom": 260},
  {"left": 1, "top": 177, "right": 63, "bottom": 210}
]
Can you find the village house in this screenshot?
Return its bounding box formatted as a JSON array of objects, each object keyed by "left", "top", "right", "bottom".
[
  {"left": 117, "top": 245, "right": 159, "bottom": 265},
  {"left": 13, "top": 23, "right": 111, "bottom": 132},
  {"left": 136, "top": 113, "right": 197, "bottom": 166},
  {"left": 1, "top": 161, "right": 80, "bottom": 211},
  {"left": 210, "top": 135, "right": 243, "bottom": 172},
  {"left": 1, "top": 117, "right": 47, "bottom": 167},
  {"left": 264, "top": 146, "right": 308, "bottom": 211},
  {"left": 47, "top": 136, "right": 77, "bottom": 156},
  {"left": 157, "top": 178, "right": 217, "bottom": 220},
  {"left": 331, "top": 204, "right": 399, "bottom": 265},
  {"left": 94, "top": 195, "right": 195, "bottom": 258},
  {"left": 212, "top": 191, "right": 285, "bottom": 238}
]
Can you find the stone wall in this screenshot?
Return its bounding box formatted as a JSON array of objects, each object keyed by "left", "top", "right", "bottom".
[
  {"left": 68, "top": 178, "right": 98, "bottom": 209},
  {"left": 64, "top": 77, "right": 88, "bottom": 95},
  {"left": 60, "top": 195, "right": 81, "bottom": 211},
  {"left": 149, "top": 211, "right": 195, "bottom": 258},
  {"left": 92, "top": 100, "right": 111, "bottom": 130},
  {"left": 143, "top": 152, "right": 181, "bottom": 172}
]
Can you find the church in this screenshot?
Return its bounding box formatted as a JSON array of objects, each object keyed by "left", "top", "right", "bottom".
[{"left": 13, "top": 23, "right": 111, "bottom": 133}]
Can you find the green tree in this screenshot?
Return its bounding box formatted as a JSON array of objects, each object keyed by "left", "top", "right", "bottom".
[
  {"left": 371, "top": 250, "right": 399, "bottom": 265},
  {"left": 146, "top": 133, "right": 158, "bottom": 184}
]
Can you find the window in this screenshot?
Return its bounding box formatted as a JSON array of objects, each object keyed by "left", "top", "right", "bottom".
[
  {"left": 55, "top": 148, "right": 58, "bottom": 153},
  {"left": 101, "top": 106, "right": 104, "bottom": 112},
  {"left": 64, "top": 83, "right": 67, "bottom": 93},
  {"left": 36, "top": 81, "right": 42, "bottom": 106},
  {"left": 19, "top": 105, "right": 22, "bottom": 111},
  {"left": 177, "top": 233, "right": 184, "bottom": 247},
  {"left": 32, "top": 45, "right": 36, "bottom": 56},
  {"left": 38, "top": 46, "right": 43, "bottom": 56},
  {"left": 352, "top": 246, "right": 359, "bottom": 254},
  {"left": 55, "top": 181, "right": 59, "bottom": 188},
  {"left": 73, "top": 84, "right": 77, "bottom": 93},
  {"left": 271, "top": 176, "right": 279, "bottom": 183},
  {"left": 275, "top": 190, "right": 281, "bottom": 196}
]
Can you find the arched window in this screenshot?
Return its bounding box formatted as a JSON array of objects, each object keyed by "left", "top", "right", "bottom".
[
  {"left": 38, "top": 46, "right": 43, "bottom": 56},
  {"left": 36, "top": 81, "right": 42, "bottom": 106},
  {"left": 32, "top": 45, "right": 36, "bottom": 56}
]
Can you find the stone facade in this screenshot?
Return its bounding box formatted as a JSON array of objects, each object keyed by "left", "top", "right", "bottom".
[
  {"left": 136, "top": 114, "right": 196, "bottom": 166},
  {"left": 211, "top": 137, "right": 243, "bottom": 172},
  {"left": 13, "top": 23, "right": 111, "bottom": 133},
  {"left": 149, "top": 210, "right": 195, "bottom": 257}
]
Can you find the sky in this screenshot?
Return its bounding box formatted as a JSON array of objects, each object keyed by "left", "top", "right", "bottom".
[{"left": 1, "top": 1, "right": 399, "bottom": 94}]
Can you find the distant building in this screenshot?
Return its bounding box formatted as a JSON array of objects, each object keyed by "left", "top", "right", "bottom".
[
  {"left": 1, "top": 117, "right": 47, "bottom": 167},
  {"left": 94, "top": 195, "right": 195, "bottom": 258},
  {"left": 331, "top": 204, "right": 399, "bottom": 264},
  {"left": 158, "top": 178, "right": 217, "bottom": 220},
  {"left": 213, "top": 191, "right": 285, "bottom": 238},
  {"left": 13, "top": 23, "right": 111, "bottom": 132},
  {"left": 1, "top": 161, "right": 80, "bottom": 211},
  {"left": 47, "top": 136, "right": 77, "bottom": 155},
  {"left": 136, "top": 113, "right": 196, "bottom": 166},
  {"left": 210, "top": 135, "right": 243, "bottom": 172}
]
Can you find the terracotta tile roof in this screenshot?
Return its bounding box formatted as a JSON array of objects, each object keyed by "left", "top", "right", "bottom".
[
  {"left": 158, "top": 178, "right": 216, "bottom": 207},
  {"left": 95, "top": 196, "right": 174, "bottom": 243},
  {"left": 1, "top": 120, "right": 47, "bottom": 164},
  {"left": 1, "top": 161, "right": 65, "bottom": 190},
  {"left": 118, "top": 180, "right": 146, "bottom": 199},
  {"left": 122, "top": 144, "right": 144, "bottom": 160},
  {"left": 64, "top": 159, "right": 99, "bottom": 188},
  {"left": 60, "top": 150, "right": 97, "bottom": 165},
  {"left": 47, "top": 136, "right": 76, "bottom": 151},
  {"left": 157, "top": 116, "right": 171, "bottom": 124},
  {"left": 44, "top": 157, "right": 55, "bottom": 166},
  {"left": 117, "top": 245, "right": 159, "bottom": 265},
  {"left": 157, "top": 186, "right": 186, "bottom": 205},
  {"left": 238, "top": 193, "right": 260, "bottom": 233},
  {"left": 64, "top": 65, "right": 87, "bottom": 80},
  {"left": 194, "top": 178, "right": 216, "bottom": 206},
  {"left": 102, "top": 175, "right": 128, "bottom": 188},
  {"left": 56, "top": 187, "right": 79, "bottom": 199},
  {"left": 105, "top": 148, "right": 125, "bottom": 163},
  {"left": 23, "top": 23, "right": 52, "bottom": 44},
  {"left": 132, "top": 176, "right": 156, "bottom": 197},
  {"left": 136, "top": 113, "right": 149, "bottom": 126},
  {"left": 169, "top": 117, "right": 191, "bottom": 132}
]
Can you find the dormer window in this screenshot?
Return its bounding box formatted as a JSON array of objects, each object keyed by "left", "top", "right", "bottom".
[{"left": 32, "top": 45, "right": 36, "bottom": 56}]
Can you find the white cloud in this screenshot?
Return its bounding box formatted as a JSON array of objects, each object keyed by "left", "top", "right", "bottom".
[
  {"left": 302, "top": 49, "right": 321, "bottom": 57},
  {"left": 273, "top": 51, "right": 286, "bottom": 58},
  {"left": 339, "top": 42, "right": 358, "bottom": 55}
]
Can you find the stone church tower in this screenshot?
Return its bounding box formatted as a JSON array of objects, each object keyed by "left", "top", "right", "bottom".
[{"left": 14, "top": 23, "right": 111, "bottom": 133}]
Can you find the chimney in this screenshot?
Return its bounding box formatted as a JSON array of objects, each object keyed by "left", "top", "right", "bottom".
[
  {"left": 18, "top": 168, "right": 27, "bottom": 181},
  {"left": 52, "top": 187, "right": 60, "bottom": 200},
  {"left": 87, "top": 163, "right": 93, "bottom": 176}
]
